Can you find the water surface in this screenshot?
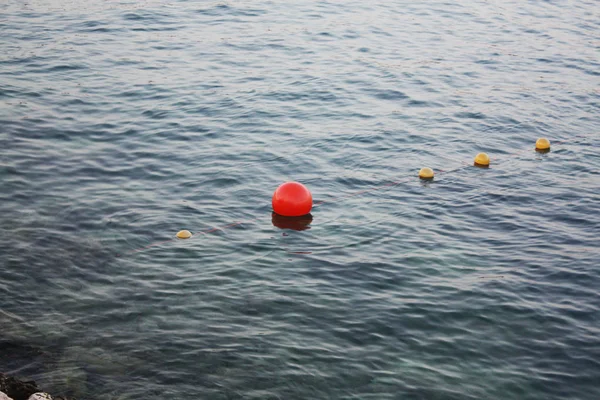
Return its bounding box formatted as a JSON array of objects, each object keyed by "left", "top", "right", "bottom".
[{"left": 1, "top": 0, "right": 599, "bottom": 399}]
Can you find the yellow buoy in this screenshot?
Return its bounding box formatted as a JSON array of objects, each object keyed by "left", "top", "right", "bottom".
[
  {"left": 474, "top": 152, "right": 490, "bottom": 167},
  {"left": 176, "top": 230, "right": 192, "bottom": 239},
  {"left": 418, "top": 167, "right": 434, "bottom": 180},
  {"left": 536, "top": 138, "right": 550, "bottom": 151}
]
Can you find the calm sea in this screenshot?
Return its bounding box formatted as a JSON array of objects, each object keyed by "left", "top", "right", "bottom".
[{"left": 1, "top": 0, "right": 599, "bottom": 399}]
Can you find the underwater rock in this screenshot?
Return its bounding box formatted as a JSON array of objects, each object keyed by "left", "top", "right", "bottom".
[
  {"left": 0, "top": 374, "right": 70, "bottom": 400},
  {"left": 0, "top": 310, "right": 69, "bottom": 346},
  {"left": 0, "top": 373, "right": 38, "bottom": 400}
]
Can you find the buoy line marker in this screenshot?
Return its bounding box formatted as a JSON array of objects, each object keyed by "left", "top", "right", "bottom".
[{"left": 122, "top": 136, "right": 589, "bottom": 256}]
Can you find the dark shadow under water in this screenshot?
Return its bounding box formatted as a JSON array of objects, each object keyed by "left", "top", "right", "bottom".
[{"left": 271, "top": 212, "right": 313, "bottom": 231}]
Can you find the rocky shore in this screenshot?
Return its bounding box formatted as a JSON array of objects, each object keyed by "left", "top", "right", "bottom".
[{"left": 0, "top": 373, "right": 72, "bottom": 400}]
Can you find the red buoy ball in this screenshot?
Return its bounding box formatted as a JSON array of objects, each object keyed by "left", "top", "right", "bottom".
[{"left": 272, "top": 182, "right": 312, "bottom": 217}]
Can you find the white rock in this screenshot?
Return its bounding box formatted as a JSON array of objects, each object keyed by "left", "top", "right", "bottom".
[
  {"left": 28, "top": 394, "right": 52, "bottom": 400},
  {"left": 0, "top": 391, "right": 14, "bottom": 400}
]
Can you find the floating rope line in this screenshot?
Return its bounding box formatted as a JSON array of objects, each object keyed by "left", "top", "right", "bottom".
[
  {"left": 125, "top": 219, "right": 257, "bottom": 255},
  {"left": 122, "top": 135, "right": 589, "bottom": 256}
]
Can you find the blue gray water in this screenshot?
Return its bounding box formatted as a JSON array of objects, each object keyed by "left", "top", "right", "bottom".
[{"left": 1, "top": 0, "right": 599, "bottom": 399}]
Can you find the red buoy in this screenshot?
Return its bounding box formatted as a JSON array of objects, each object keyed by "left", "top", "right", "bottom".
[{"left": 272, "top": 182, "right": 312, "bottom": 217}]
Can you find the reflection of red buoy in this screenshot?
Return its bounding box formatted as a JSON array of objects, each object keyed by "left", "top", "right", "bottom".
[
  {"left": 272, "top": 182, "right": 312, "bottom": 217},
  {"left": 271, "top": 212, "right": 313, "bottom": 231}
]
